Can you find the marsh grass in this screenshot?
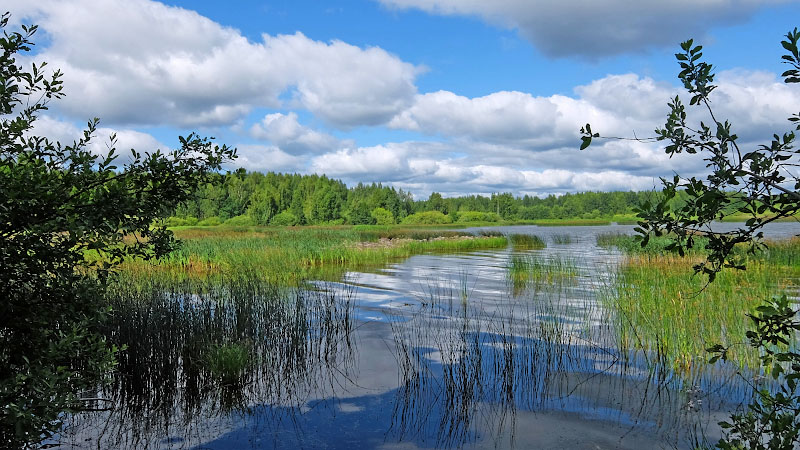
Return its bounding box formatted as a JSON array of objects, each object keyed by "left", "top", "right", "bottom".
[
  {"left": 92, "top": 275, "right": 357, "bottom": 446},
  {"left": 507, "top": 253, "right": 578, "bottom": 291},
  {"left": 596, "top": 232, "right": 708, "bottom": 256},
  {"left": 551, "top": 234, "right": 573, "bottom": 245},
  {"left": 509, "top": 234, "right": 545, "bottom": 250},
  {"left": 205, "top": 342, "right": 250, "bottom": 385},
  {"left": 602, "top": 236, "right": 800, "bottom": 371},
  {"left": 118, "top": 227, "right": 507, "bottom": 284}
]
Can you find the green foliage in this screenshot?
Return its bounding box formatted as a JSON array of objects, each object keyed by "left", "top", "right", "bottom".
[
  {"left": 582, "top": 28, "right": 800, "bottom": 449},
  {"left": 0, "top": 14, "right": 235, "bottom": 447},
  {"left": 172, "top": 170, "right": 651, "bottom": 226},
  {"left": 455, "top": 211, "right": 501, "bottom": 223},
  {"left": 224, "top": 214, "right": 256, "bottom": 227},
  {"left": 401, "top": 210, "right": 453, "bottom": 224},
  {"left": 205, "top": 342, "right": 250, "bottom": 386},
  {"left": 370, "top": 207, "right": 395, "bottom": 225},
  {"left": 584, "top": 29, "right": 800, "bottom": 282},
  {"left": 509, "top": 234, "right": 546, "bottom": 250},
  {"left": 197, "top": 216, "right": 223, "bottom": 226},
  {"left": 709, "top": 295, "right": 800, "bottom": 450},
  {"left": 270, "top": 211, "right": 300, "bottom": 226}
]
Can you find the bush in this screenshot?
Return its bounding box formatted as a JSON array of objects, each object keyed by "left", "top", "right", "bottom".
[
  {"left": 401, "top": 211, "right": 452, "bottom": 225},
  {"left": 164, "top": 216, "right": 188, "bottom": 227},
  {"left": 197, "top": 216, "right": 223, "bottom": 227},
  {"left": 270, "top": 211, "right": 300, "bottom": 226},
  {"left": 456, "top": 211, "right": 501, "bottom": 223},
  {"left": 223, "top": 214, "right": 255, "bottom": 226},
  {"left": 371, "top": 207, "right": 395, "bottom": 225},
  {"left": 0, "top": 14, "right": 235, "bottom": 447}
]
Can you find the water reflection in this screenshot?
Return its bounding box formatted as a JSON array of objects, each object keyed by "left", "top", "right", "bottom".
[
  {"left": 53, "top": 223, "right": 799, "bottom": 449},
  {"left": 56, "top": 278, "right": 357, "bottom": 448}
]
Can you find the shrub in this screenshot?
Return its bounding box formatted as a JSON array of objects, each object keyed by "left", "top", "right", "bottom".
[
  {"left": 224, "top": 214, "right": 255, "bottom": 227},
  {"left": 164, "top": 216, "right": 188, "bottom": 227},
  {"left": 371, "top": 207, "right": 395, "bottom": 225},
  {"left": 456, "top": 211, "right": 501, "bottom": 223},
  {"left": 401, "top": 211, "right": 452, "bottom": 225},
  {"left": 270, "top": 211, "right": 300, "bottom": 226},
  {"left": 197, "top": 216, "right": 223, "bottom": 227}
]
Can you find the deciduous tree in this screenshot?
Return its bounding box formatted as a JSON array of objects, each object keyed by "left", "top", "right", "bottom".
[{"left": 0, "top": 14, "right": 235, "bottom": 447}]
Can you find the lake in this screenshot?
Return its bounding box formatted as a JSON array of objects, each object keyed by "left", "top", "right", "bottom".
[{"left": 54, "top": 223, "right": 800, "bottom": 449}]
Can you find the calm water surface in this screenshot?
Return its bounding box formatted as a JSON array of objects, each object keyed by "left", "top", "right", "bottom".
[{"left": 56, "top": 223, "right": 799, "bottom": 449}]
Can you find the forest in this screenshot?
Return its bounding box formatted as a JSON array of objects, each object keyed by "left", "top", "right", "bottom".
[{"left": 168, "top": 168, "right": 656, "bottom": 226}]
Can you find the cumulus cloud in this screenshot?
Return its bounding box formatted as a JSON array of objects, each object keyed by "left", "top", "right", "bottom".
[
  {"left": 232, "top": 145, "right": 302, "bottom": 172},
  {"left": 387, "top": 75, "right": 671, "bottom": 150},
  {"left": 249, "top": 112, "right": 343, "bottom": 155},
  {"left": 9, "top": 0, "right": 419, "bottom": 128},
  {"left": 28, "top": 115, "right": 168, "bottom": 161},
  {"left": 310, "top": 144, "right": 414, "bottom": 180},
  {"left": 388, "top": 70, "right": 800, "bottom": 158},
  {"left": 377, "top": 0, "right": 784, "bottom": 58}
]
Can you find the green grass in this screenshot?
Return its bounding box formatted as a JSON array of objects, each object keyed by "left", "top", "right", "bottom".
[
  {"left": 507, "top": 253, "right": 578, "bottom": 289},
  {"left": 596, "top": 232, "right": 709, "bottom": 256},
  {"left": 551, "top": 234, "right": 572, "bottom": 245},
  {"left": 118, "top": 226, "right": 508, "bottom": 284},
  {"left": 509, "top": 234, "right": 546, "bottom": 250},
  {"left": 602, "top": 237, "right": 800, "bottom": 372},
  {"left": 205, "top": 342, "right": 250, "bottom": 385}
]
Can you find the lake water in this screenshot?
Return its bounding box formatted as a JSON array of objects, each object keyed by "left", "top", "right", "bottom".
[{"left": 55, "top": 223, "right": 799, "bottom": 449}]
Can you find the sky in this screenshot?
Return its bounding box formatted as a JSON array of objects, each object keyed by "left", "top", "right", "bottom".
[{"left": 7, "top": 0, "right": 800, "bottom": 199}]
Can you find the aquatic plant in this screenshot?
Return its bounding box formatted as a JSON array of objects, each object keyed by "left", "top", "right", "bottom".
[
  {"left": 507, "top": 254, "right": 578, "bottom": 290},
  {"left": 205, "top": 342, "right": 250, "bottom": 385},
  {"left": 551, "top": 234, "right": 573, "bottom": 245},
  {"left": 508, "top": 234, "right": 546, "bottom": 250},
  {"left": 603, "top": 239, "right": 800, "bottom": 371}
]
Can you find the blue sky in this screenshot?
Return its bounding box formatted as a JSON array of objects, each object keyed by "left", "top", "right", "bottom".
[{"left": 8, "top": 0, "right": 800, "bottom": 198}]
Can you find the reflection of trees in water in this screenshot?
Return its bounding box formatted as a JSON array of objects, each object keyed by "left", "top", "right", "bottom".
[
  {"left": 388, "top": 286, "right": 752, "bottom": 449},
  {"left": 57, "top": 278, "right": 356, "bottom": 449}
]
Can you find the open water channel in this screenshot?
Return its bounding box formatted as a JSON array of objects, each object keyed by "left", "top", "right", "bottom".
[{"left": 54, "top": 223, "right": 799, "bottom": 449}]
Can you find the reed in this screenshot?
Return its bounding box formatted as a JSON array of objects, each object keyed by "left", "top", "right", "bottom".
[
  {"left": 118, "top": 227, "right": 508, "bottom": 284},
  {"left": 551, "top": 234, "right": 573, "bottom": 245},
  {"left": 508, "top": 233, "right": 546, "bottom": 250},
  {"left": 507, "top": 253, "right": 578, "bottom": 289},
  {"left": 602, "top": 237, "right": 800, "bottom": 371}
]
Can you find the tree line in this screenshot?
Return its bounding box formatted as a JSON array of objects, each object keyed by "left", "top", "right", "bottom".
[{"left": 167, "top": 168, "right": 657, "bottom": 226}]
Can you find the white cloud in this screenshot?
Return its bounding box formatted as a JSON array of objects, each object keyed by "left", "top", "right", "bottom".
[
  {"left": 377, "top": 0, "right": 784, "bottom": 58},
  {"left": 232, "top": 145, "right": 302, "bottom": 172},
  {"left": 249, "top": 112, "right": 343, "bottom": 155},
  {"left": 9, "top": 0, "right": 419, "bottom": 128},
  {"left": 310, "top": 144, "right": 414, "bottom": 180},
  {"left": 26, "top": 115, "right": 169, "bottom": 163},
  {"left": 387, "top": 76, "right": 670, "bottom": 150}
]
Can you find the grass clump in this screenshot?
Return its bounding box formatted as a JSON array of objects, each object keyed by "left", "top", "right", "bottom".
[
  {"left": 551, "top": 234, "right": 572, "bottom": 245},
  {"left": 117, "top": 227, "right": 507, "bottom": 284},
  {"left": 509, "top": 234, "right": 546, "bottom": 250},
  {"left": 596, "top": 232, "right": 708, "bottom": 256},
  {"left": 507, "top": 254, "right": 578, "bottom": 290},
  {"left": 603, "top": 238, "right": 800, "bottom": 372},
  {"left": 205, "top": 342, "right": 250, "bottom": 385}
]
